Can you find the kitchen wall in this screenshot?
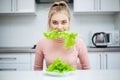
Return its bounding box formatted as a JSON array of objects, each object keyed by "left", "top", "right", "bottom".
[
  {"left": 0, "top": 4, "right": 118, "bottom": 47},
  {"left": 115, "top": 13, "right": 120, "bottom": 30}
]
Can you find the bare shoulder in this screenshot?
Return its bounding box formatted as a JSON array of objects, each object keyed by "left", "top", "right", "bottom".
[
  {"left": 75, "top": 37, "right": 84, "bottom": 43},
  {"left": 36, "top": 37, "right": 48, "bottom": 46},
  {"left": 75, "top": 37, "right": 87, "bottom": 48},
  {"left": 38, "top": 37, "right": 47, "bottom": 43},
  {"left": 75, "top": 37, "right": 87, "bottom": 52}
]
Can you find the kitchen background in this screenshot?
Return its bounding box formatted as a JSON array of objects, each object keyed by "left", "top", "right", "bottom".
[
  {"left": 0, "top": 0, "right": 120, "bottom": 71},
  {"left": 0, "top": 1, "right": 120, "bottom": 47}
]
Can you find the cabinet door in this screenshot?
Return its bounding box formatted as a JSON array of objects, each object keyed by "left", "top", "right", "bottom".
[
  {"left": 0, "top": 53, "right": 31, "bottom": 71},
  {"left": 74, "top": 0, "right": 95, "bottom": 12},
  {"left": 0, "top": 64, "right": 31, "bottom": 71},
  {"left": 16, "top": 0, "right": 35, "bottom": 13},
  {"left": 88, "top": 52, "right": 101, "bottom": 69},
  {"left": 31, "top": 53, "right": 35, "bottom": 70},
  {"left": 100, "top": 0, "right": 120, "bottom": 11},
  {"left": 0, "top": 0, "right": 12, "bottom": 13},
  {"left": 0, "top": 53, "right": 30, "bottom": 64},
  {"left": 105, "top": 52, "right": 120, "bottom": 69}
]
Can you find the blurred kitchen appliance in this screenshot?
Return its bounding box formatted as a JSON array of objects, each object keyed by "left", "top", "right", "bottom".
[
  {"left": 92, "top": 32, "right": 108, "bottom": 47},
  {"left": 32, "top": 45, "right": 36, "bottom": 49},
  {"left": 89, "top": 30, "right": 120, "bottom": 47}
]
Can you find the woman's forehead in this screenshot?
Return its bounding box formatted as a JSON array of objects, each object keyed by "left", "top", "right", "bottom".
[{"left": 51, "top": 12, "right": 69, "bottom": 21}]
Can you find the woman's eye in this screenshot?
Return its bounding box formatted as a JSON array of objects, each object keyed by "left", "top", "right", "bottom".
[
  {"left": 62, "top": 20, "right": 67, "bottom": 25},
  {"left": 53, "top": 21, "right": 58, "bottom": 25}
]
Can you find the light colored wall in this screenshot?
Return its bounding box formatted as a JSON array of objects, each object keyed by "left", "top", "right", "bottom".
[
  {"left": 115, "top": 13, "right": 120, "bottom": 30},
  {"left": 0, "top": 4, "right": 116, "bottom": 47},
  {"left": 114, "top": 13, "right": 120, "bottom": 44}
]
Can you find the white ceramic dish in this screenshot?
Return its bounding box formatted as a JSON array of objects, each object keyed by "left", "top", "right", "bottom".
[{"left": 44, "top": 71, "right": 75, "bottom": 76}]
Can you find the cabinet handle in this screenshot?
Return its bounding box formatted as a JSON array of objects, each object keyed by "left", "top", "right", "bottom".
[
  {"left": 0, "top": 57, "right": 16, "bottom": 60},
  {"left": 99, "top": 0, "right": 101, "bottom": 10},
  {"left": 94, "top": 0, "right": 95, "bottom": 10},
  {"left": 16, "top": 0, "right": 18, "bottom": 11},
  {"left": 0, "top": 68, "right": 16, "bottom": 71},
  {"left": 106, "top": 54, "right": 108, "bottom": 69},
  {"left": 99, "top": 54, "right": 102, "bottom": 69},
  {"left": 11, "top": 0, "right": 13, "bottom": 11}
]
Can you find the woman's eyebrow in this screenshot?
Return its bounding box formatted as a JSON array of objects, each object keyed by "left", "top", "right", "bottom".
[
  {"left": 61, "top": 20, "right": 67, "bottom": 22},
  {"left": 51, "top": 19, "right": 67, "bottom": 21},
  {"left": 51, "top": 19, "right": 56, "bottom": 21},
  {"left": 62, "top": 20, "right": 67, "bottom": 21}
]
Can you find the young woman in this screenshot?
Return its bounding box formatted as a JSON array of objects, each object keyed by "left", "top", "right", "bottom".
[{"left": 34, "top": 1, "right": 90, "bottom": 70}]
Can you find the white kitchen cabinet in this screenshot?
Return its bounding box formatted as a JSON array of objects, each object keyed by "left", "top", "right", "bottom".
[
  {"left": 0, "top": 64, "right": 31, "bottom": 71},
  {"left": 74, "top": 0, "right": 95, "bottom": 12},
  {"left": 88, "top": 52, "right": 120, "bottom": 70},
  {"left": 0, "top": 53, "right": 31, "bottom": 71},
  {"left": 74, "top": 0, "right": 120, "bottom": 12},
  {"left": 31, "top": 53, "right": 35, "bottom": 70},
  {"left": 0, "top": 0, "right": 12, "bottom": 13},
  {"left": 100, "top": 0, "right": 120, "bottom": 11},
  {"left": 0, "top": 0, "right": 35, "bottom": 13},
  {"left": 104, "top": 52, "right": 120, "bottom": 70},
  {"left": 0, "top": 53, "right": 31, "bottom": 63},
  {"left": 15, "top": 0, "right": 35, "bottom": 13},
  {"left": 88, "top": 52, "right": 101, "bottom": 69}
]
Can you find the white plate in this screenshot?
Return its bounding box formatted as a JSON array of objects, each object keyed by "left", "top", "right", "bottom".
[{"left": 44, "top": 71, "right": 75, "bottom": 76}]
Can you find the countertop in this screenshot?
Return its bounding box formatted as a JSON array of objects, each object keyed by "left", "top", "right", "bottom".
[
  {"left": 0, "top": 47, "right": 120, "bottom": 53},
  {"left": 87, "top": 47, "right": 120, "bottom": 52},
  {"left": 0, "top": 70, "right": 120, "bottom": 80},
  {"left": 0, "top": 47, "right": 35, "bottom": 53}
]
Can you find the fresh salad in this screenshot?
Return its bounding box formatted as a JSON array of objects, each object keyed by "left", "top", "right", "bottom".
[
  {"left": 46, "top": 58, "right": 76, "bottom": 74},
  {"left": 43, "top": 30, "right": 78, "bottom": 49}
]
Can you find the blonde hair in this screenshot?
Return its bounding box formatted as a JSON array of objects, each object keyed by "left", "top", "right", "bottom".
[{"left": 48, "top": 1, "right": 70, "bottom": 31}]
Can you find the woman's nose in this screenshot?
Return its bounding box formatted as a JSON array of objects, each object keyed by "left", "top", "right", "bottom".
[
  {"left": 57, "top": 24, "right": 63, "bottom": 31},
  {"left": 58, "top": 24, "right": 62, "bottom": 28}
]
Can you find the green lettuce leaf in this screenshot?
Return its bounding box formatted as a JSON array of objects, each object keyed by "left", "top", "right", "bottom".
[
  {"left": 43, "top": 30, "right": 78, "bottom": 49},
  {"left": 46, "top": 58, "right": 76, "bottom": 74}
]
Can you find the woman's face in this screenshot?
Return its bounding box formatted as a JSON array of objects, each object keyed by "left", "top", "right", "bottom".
[{"left": 49, "top": 12, "right": 70, "bottom": 32}]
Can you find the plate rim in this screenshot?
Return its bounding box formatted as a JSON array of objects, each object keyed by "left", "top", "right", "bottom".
[{"left": 44, "top": 70, "right": 75, "bottom": 76}]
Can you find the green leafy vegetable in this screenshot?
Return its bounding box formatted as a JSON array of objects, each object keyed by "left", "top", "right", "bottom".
[
  {"left": 43, "top": 30, "right": 78, "bottom": 49},
  {"left": 46, "top": 58, "right": 76, "bottom": 74}
]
